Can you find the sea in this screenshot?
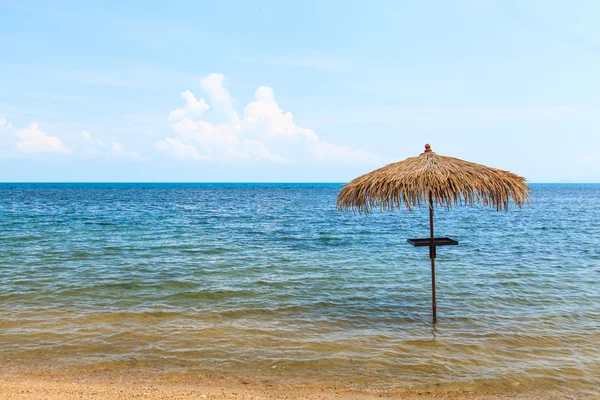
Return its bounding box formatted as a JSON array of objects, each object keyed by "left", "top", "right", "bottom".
[{"left": 0, "top": 183, "right": 598, "bottom": 396}]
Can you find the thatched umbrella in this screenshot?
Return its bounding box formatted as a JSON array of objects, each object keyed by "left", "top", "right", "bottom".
[{"left": 337, "top": 144, "right": 529, "bottom": 323}]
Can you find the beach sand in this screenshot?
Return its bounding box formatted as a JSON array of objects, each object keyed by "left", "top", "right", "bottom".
[
  {"left": 0, "top": 368, "right": 580, "bottom": 400},
  {"left": 0, "top": 378, "right": 563, "bottom": 400}
]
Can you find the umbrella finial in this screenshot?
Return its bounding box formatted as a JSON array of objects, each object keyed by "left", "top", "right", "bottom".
[{"left": 424, "top": 143, "right": 432, "bottom": 153}]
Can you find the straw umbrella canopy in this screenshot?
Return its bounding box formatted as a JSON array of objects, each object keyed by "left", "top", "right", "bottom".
[{"left": 337, "top": 144, "right": 530, "bottom": 323}]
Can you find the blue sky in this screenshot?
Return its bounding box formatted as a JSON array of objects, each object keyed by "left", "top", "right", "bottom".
[{"left": 1, "top": 0, "right": 599, "bottom": 182}]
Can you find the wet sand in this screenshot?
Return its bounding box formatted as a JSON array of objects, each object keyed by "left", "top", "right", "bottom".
[
  {"left": 0, "top": 368, "right": 586, "bottom": 400},
  {"left": 0, "top": 378, "right": 567, "bottom": 400}
]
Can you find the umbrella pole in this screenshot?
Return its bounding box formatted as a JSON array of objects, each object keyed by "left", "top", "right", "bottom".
[{"left": 429, "top": 192, "right": 437, "bottom": 324}]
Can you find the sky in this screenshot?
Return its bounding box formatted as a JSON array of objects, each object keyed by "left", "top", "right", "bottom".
[{"left": 1, "top": 0, "right": 600, "bottom": 182}]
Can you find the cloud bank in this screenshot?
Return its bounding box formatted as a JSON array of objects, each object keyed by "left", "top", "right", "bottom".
[
  {"left": 14, "top": 123, "right": 70, "bottom": 154},
  {"left": 156, "top": 73, "right": 379, "bottom": 165},
  {"left": 79, "top": 130, "right": 140, "bottom": 159},
  {"left": 81, "top": 130, "right": 104, "bottom": 146}
]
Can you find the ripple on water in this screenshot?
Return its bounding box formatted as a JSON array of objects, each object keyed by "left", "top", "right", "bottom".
[{"left": 0, "top": 183, "right": 599, "bottom": 396}]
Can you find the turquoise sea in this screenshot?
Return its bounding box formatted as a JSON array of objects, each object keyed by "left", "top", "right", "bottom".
[{"left": 0, "top": 183, "right": 599, "bottom": 396}]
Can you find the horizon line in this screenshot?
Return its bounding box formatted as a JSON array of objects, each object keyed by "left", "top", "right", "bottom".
[{"left": 0, "top": 181, "right": 598, "bottom": 185}]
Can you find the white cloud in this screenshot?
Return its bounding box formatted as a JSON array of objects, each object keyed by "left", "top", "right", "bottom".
[
  {"left": 81, "top": 130, "right": 104, "bottom": 146},
  {"left": 155, "top": 73, "right": 379, "bottom": 165},
  {"left": 168, "top": 90, "right": 209, "bottom": 120},
  {"left": 154, "top": 137, "right": 204, "bottom": 160},
  {"left": 111, "top": 141, "right": 140, "bottom": 159},
  {"left": 79, "top": 130, "right": 140, "bottom": 159},
  {"left": 244, "top": 139, "right": 290, "bottom": 163},
  {"left": 199, "top": 73, "right": 235, "bottom": 118},
  {"left": 14, "top": 123, "right": 70, "bottom": 154},
  {"left": 111, "top": 141, "right": 124, "bottom": 154},
  {"left": 0, "top": 117, "right": 6, "bottom": 128}
]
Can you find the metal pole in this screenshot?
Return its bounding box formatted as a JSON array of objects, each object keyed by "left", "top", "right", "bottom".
[{"left": 429, "top": 192, "right": 436, "bottom": 324}]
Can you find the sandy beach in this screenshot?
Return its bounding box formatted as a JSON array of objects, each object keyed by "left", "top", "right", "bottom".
[
  {"left": 0, "top": 366, "right": 589, "bottom": 400},
  {"left": 0, "top": 377, "right": 573, "bottom": 400}
]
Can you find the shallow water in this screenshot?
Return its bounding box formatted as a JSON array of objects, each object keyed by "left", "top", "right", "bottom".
[{"left": 0, "top": 183, "right": 599, "bottom": 396}]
